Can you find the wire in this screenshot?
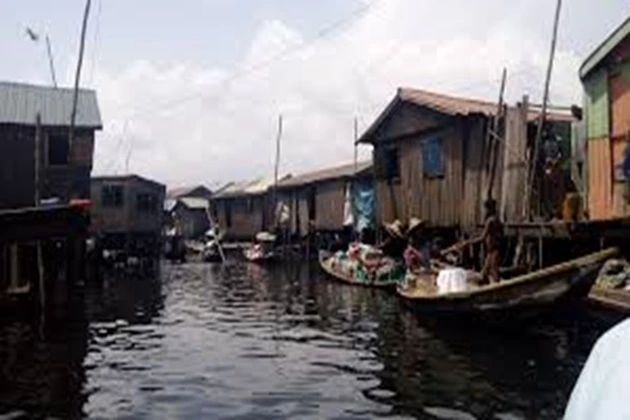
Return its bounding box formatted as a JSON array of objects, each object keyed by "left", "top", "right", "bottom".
[{"left": 109, "top": 0, "right": 380, "bottom": 121}]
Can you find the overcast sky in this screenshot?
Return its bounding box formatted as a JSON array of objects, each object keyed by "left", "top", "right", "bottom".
[{"left": 1, "top": 0, "right": 629, "bottom": 188}]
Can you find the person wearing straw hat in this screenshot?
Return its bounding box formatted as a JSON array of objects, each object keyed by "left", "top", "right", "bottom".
[
  {"left": 378, "top": 219, "right": 406, "bottom": 260},
  {"left": 404, "top": 218, "right": 428, "bottom": 272}
]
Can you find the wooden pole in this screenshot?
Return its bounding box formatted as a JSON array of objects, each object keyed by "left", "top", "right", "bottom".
[
  {"left": 352, "top": 116, "right": 359, "bottom": 240},
  {"left": 526, "top": 0, "right": 562, "bottom": 221},
  {"left": 486, "top": 68, "right": 507, "bottom": 201},
  {"left": 35, "top": 114, "right": 46, "bottom": 314},
  {"left": 272, "top": 114, "right": 284, "bottom": 253},
  {"left": 45, "top": 36, "right": 58, "bottom": 88},
  {"left": 69, "top": 0, "right": 92, "bottom": 153}
]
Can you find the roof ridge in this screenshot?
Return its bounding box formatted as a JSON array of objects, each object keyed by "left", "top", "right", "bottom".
[
  {"left": 0, "top": 80, "right": 96, "bottom": 94},
  {"left": 399, "top": 86, "right": 495, "bottom": 106}
]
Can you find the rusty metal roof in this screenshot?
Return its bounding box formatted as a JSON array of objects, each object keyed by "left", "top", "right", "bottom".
[
  {"left": 0, "top": 81, "right": 102, "bottom": 128},
  {"left": 358, "top": 87, "right": 575, "bottom": 143},
  {"left": 400, "top": 88, "right": 574, "bottom": 122},
  {"left": 278, "top": 161, "right": 372, "bottom": 189},
  {"left": 580, "top": 16, "right": 630, "bottom": 80}
]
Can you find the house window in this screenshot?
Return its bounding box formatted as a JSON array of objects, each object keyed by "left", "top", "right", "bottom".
[
  {"left": 137, "top": 193, "right": 157, "bottom": 213},
  {"left": 380, "top": 145, "right": 400, "bottom": 180},
  {"left": 48, "top": 134, "right": 70, "bottom": 165},
  {"left": 102, "top": 185, "right": 124, "bottom": 208},
  {"left": 422, "top": 136, "right": 444, "bottom": 178},
  {"left": 246, "top": 197, "right": 254, "bottom": 213}
]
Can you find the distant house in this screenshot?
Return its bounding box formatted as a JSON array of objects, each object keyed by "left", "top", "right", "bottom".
[
  {"left": 90, "top": 175, "right": 165, "bottom": 252},
  {"left": 169, "top": 197, "right": 212, "bottom": 239},
  {"left": 276, "top": 161, "right": 373, "bottom": 237},
  {"left": 0, "top": 82, "right": 102, "bottom": 209},
  {"left": 579, "top": 17, "right": 630, "bottom": 220},
  {"left": 211, "top": 176, "right": 290, "bottom": 240},
  {"left": 358, "top": 87, "right": 575, "bottom": 232}
]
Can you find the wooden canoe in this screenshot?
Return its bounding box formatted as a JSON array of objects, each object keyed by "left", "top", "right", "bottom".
[
  {"left": 397, "top": 248, "right": 617, "bottom": 315},
  {"left": 319, "top": 250, "right": 405, "bottom": 288}
]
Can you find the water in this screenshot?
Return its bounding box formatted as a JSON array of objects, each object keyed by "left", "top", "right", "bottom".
[{"left": 0, "top": 260, "right": 623, "bottom": 419}]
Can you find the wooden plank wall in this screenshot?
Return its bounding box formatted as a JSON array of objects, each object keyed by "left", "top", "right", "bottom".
[
  {"left": 588, "top": 137, "right": 613, "bottom": 219},
  {"left": 500, "top": 103, "right": 529, "bottom": 223},
  {"left": 398, "top": 123, "right": 464, "bottom": 228},
  {"left": 0, "top": 125, "right": 35, "bottom": 209},
  {"left": 229, "top": 197, "right": 264, "bottom": 238},
  {"left": 461, "top": 117, "right": 487, "bottom": 229},
  {"left": 315, "top": 180, "right": 345, "bottom": 230},
  {"left": 375, "top": 181, "right": 403, "bottom": 225}
]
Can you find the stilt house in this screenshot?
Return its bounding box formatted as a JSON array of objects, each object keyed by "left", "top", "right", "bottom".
[
  {"left": 357, "top": 87, "right": 575, "bottom": 234},
  {"left": 579, "top": 17, "right": 630, "bottom": 219}
]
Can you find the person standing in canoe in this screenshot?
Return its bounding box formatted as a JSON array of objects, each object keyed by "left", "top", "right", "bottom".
[
  {"left": 479, "top": 199, "right": 502, "bottom": 284},
  {"left": 404, "top": 218, "right": 429, "bottom": 273}
]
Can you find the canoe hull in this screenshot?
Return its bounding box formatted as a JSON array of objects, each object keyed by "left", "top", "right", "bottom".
[
  {"left": 318, "top": 250, "right": 401, "bottom": 288},
  {"left": 398, "top": 248, "right": 616, "bottom": 316}
]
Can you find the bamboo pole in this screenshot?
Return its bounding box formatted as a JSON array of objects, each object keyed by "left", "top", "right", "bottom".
[
  {"left": 525, "top": 0, "right": 562, "bottom": 221},
  {"left": 486, "top": 68, "right": 507, "bottom": 202},
  {"left": 69, "top": 0, "right": 92, "bottom": 153},
  {"left": 45, "top": 36, "right": 57, "bottom": 88}
]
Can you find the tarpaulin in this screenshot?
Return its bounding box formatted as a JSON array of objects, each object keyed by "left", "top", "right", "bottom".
[{"left": 352, "top": 180, "right": 375, "bottom": 231}]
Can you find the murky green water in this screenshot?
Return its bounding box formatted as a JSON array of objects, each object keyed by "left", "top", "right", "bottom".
[{"left": 0, "top": 260, "right": 623, "bottom": 419}]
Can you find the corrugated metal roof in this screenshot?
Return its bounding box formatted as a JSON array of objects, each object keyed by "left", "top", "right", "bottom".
[
  {"left": 0, "top": 81, "right": 102, "bottom": 128},
  {"left": 179, "top": 197, "right": 210, "bottom": 210},
  {"left": 278, "top": 161, "right": 372, "bottom": 189},
  {"left": 580, "top": 17, "right": 630, "bottom": 80},
  {"left": 166, "top": 185, "right": 213, "bottom": 199},
  {"left": 400, "top": 88, "right": 574, "bottom": 122},
  {"left": 213, "top": 175, "right": 291, "bottom": 199},
  {"left": 164, "top": 199, "right": 177, "bottom": 212},
  {"left": 358, "top": 87, "right": 575, "bottom": 143}
]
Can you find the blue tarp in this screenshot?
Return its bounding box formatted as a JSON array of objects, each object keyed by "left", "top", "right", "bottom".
[{"left": 352, "top": 180, "right": 375, "bottom": 232}]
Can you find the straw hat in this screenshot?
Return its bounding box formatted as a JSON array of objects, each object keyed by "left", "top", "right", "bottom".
[
  {"left": 384, "top": 219, "right": 404, "bottom": 239},
  {"left": 407, "top": 217, "right": 425, "bottom": 234}
]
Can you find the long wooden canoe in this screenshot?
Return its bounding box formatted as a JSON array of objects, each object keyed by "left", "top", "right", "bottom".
[
  {"left": 397, "top": 248, "right": 617, "bottom": 315},
  {"left": 319, "top": 250, "right": 405, "bottom": 288}
]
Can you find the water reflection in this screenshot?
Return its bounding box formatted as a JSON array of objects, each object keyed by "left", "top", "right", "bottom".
[{"left": 0, "top": 259, "right": 622, "bottom": 419}]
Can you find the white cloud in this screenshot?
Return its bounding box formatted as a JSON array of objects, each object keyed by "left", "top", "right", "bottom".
[{"left": 91, "top": 0, "right": 584, "bottom": 188}]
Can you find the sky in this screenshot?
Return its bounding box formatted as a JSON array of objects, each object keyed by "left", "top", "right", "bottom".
[{"left": 1, "top": 0, "right": 629, "bottom": 188}]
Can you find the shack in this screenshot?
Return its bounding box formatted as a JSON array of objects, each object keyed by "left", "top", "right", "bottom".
[
  {"left": 0, "top": 82, "right": 102, "bottom": 208},
  {"left": 90, "top": 175, "right": 165, "bottom": 255},
  {"left": 0, "top": 81, "right": 101, "bottom": 309},
  {"left": 167, "top": 197, "right": 212, "bottom": 239},
  {"left": 211, "top": 176, "right": 290, "bottom": 240},
  {"left": 580, "top": 17, "right": 630, "bottom": 220},
  {"left": 357, "top": 87, "right": 575, "bottom": 235},
  {"left": 276, "top": 161, "right": 373, "bottom": 238}
]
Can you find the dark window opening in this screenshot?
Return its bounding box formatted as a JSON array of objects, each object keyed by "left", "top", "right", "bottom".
[
  {"left": 102, "top": 185, "right": 124, "bottom": 208},
  {"left": 423, "top": 136, "right": 445, "bottom": 178},
  {"left": 48, "top": 134, "right": 70, "bottom": 165},
  {"left": 137, "top": 193, "right": 157, "bottom": 213},
  {"left": 382, "top": 145, "right": 400, "bottom": 180},
  {"left": 307, "top": 188, "right": 316, "bottom": 221},
  {"left": 246, "top": 198, "right": 254, "bottom": 213}
]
